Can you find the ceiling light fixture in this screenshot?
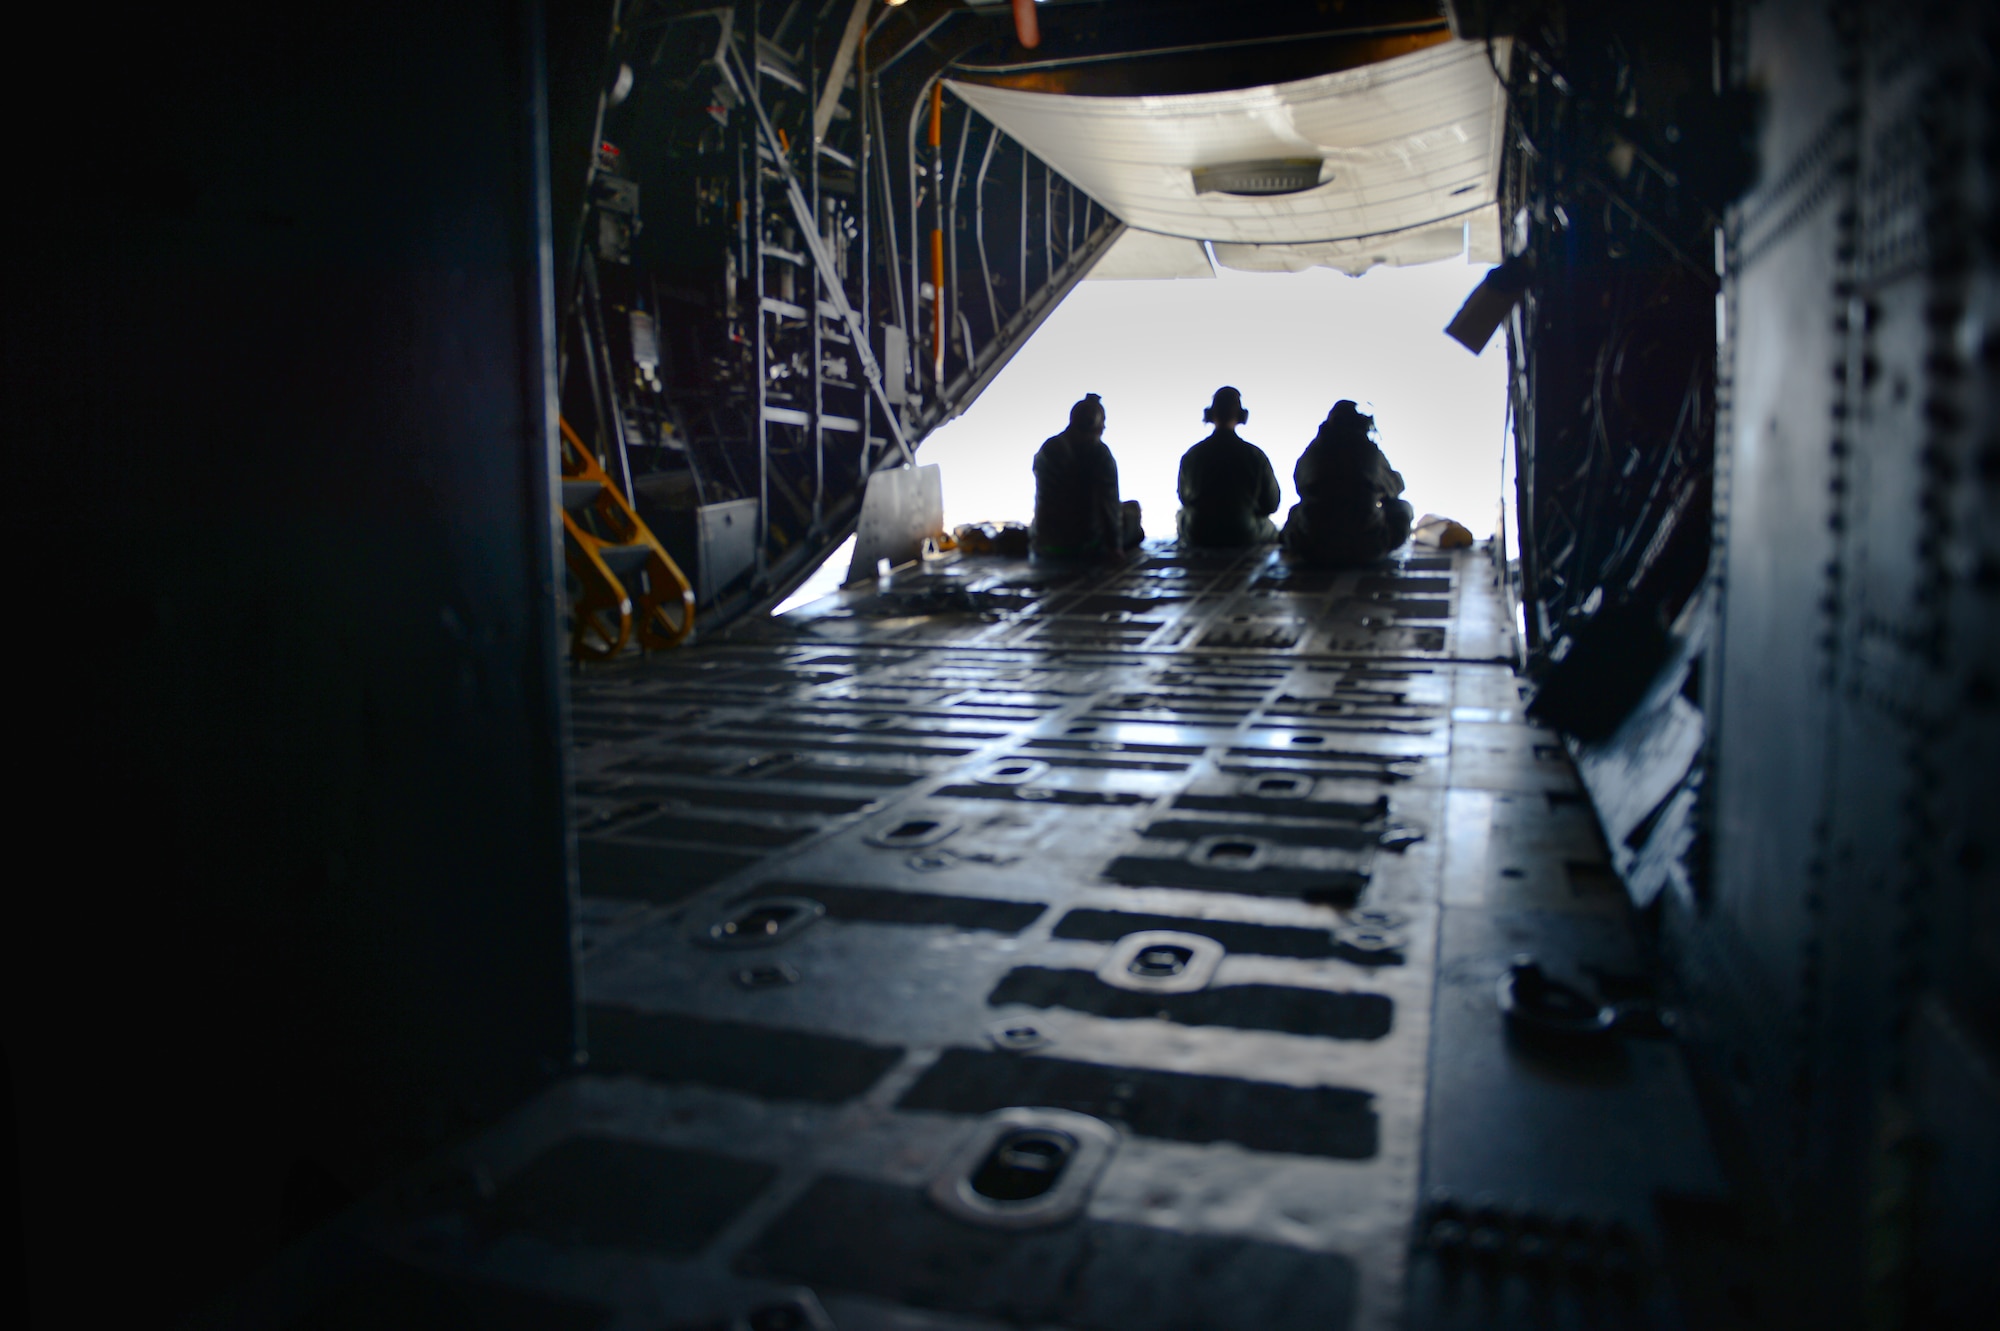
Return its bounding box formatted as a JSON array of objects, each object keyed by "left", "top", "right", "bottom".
[{"left": 1191, "top": 159, "right": 1326, "bottom": 197}]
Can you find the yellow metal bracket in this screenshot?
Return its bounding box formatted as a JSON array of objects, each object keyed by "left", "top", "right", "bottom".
[{"left": 558, "top": 417, "right": 695, "bottom": 657}]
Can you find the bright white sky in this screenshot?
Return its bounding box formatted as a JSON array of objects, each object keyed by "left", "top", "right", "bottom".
[
  {"left": 927, "top": 256, "right": 1507, "bottom": 535},
  {"left": 777, "top": 255, "right": 1507, "bottom": 613}
]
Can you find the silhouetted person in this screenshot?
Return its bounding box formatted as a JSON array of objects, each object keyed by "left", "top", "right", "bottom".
[
  {"left": 1031, "top": 393, "right": 1142, "bottom": 559},
  {"left": 1175, "top": 386, "right": 1280, "bottom": 546},
  {"left": 1280, "top": 399, "right": 1415, "bottom": 565}
]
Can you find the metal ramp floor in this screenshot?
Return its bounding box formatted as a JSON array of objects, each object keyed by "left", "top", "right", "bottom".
[{"left": 242, "top": 541, "right": 1732, "bottom": 1331}]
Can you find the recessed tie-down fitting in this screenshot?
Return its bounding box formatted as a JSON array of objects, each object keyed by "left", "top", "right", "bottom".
[
  {"left": 927, "top": 1107, "right": 1120, "bottom": 1230},
  {"left": 1095, "top": 930, "right": 1225, "bottom": 995},
  {"left": 867, "top": 818, "right": 957, "bottom": 849},
  {"left": 699, "top": 896, "right": 825, "bottom": 949}
]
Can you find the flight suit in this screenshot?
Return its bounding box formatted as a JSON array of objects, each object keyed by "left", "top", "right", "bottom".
[
  {"left": 1280, "top": 423, "right": 1414, "bottom": 565},
  {"left": 1031, "top": 428, "right": 1131, "bottom": 560},
  {"left": 1175, "top": 433, "right": 1282, "bottom": 547}
]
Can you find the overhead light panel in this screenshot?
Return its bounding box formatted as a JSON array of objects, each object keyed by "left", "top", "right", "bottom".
[{"left": 1191, "top": 159, "right": 1325, "bottom": 197}]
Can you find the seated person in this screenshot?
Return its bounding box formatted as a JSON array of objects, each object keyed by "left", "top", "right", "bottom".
[
  {"left": 1175, "top": 386, "right": 1281, "bottom": 547},
  {"left": 1031, "top": 393, "right": 1142, "bottom": 559},
  {"left": 1280, "top": 399, "right": 1416, "bottom": 565}
]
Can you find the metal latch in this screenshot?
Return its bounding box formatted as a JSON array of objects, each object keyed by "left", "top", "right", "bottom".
[
  {"left": 866, "top": 817, "right": 957, "bottom": 849},
  {"left": 1334, "top": 908, "right": 1409, "bottom": 966},
  {"left": 974, "top": 758, "right": 1050, "bottom": 785},
  {"left": 1190, "top": 835, "right": 1269, "bottom": 871},
  {"left": 1095, "top": 930, "right": 1224, "bottom": 994},
  {"left": 696, "top": 896, "right": 824, "bottom": 949},
  {"left": 927, "top": 1107, "right": 1118, "bottom": 1229},
  {"left": 1498, "top": 955, "right": 1679, "bottom": 1055}
]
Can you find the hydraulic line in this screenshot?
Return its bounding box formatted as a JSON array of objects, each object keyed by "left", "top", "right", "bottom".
[
  {"left": 931, "top": 227, "right": 946, "bottom": 385},
  {"left": 930, "top": 81, "right": 945, "bottom": 385}
]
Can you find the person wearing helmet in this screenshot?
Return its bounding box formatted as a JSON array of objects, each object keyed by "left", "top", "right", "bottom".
[
  {"left": 1031, "top": 393, "right": 1141, "bottom": 560},
  {"left": 1280, "top": 399, "right": 1415, "bottom": 565},
  {"left": 1174, "top": 386, "right": 1281, "bottom": 547}
]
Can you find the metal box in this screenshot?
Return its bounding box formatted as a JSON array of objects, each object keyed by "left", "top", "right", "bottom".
[
  {"left": 649, "top": 496, "right": 760, "bottom": 607},
  {"left": 691, "top": 498, "right": 759, "bottom": 605}
]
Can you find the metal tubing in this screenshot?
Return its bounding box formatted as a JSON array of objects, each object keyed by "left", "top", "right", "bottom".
[
  {"left": 858, "top": 23, "right": 872, "bottom": 474},
  {"left": 906, "top": 80, "right": 925, "bottom": 415},
  {"left": 727, "top": 40, "right": 911, "bottom": 463},
  {"left": 1065, "top": 174, "right": 1073, "bottom": 257},
  {"left": 1048, "top": 149, "right": 1064, "bottom": 279},
  {"left": 930, "top": 226, "right": 945, "bottom": 384},
  {"left": 572, "top": 281, "right": 615, "bottom": 478},
  {"left": 561, "top": 0, "right": 629, "bottom": 346},
  {"left": 750, "top": 0, "right": 769, "bottom": 572},
  {"left": 930, "top": 81, "right": 947, "bottom": 387},
  {"left": 647, "top": 269, "right": 710, "bottom": 508},
  {"left": 870, "top": 81, "right": 905, "bottom": 337},
  {"left": 736, "top": 83, "right": 750, "bottom": 329},
  {"left": 974, "top": 121, "right": 1001, "bottom": 339},
  {"left": 932, "top": 85, "right": 948, "bottom": 385},
  {"left": 813, "top": 0, "right": 870, "bottom": 145},
  {"left": 580, "top": 251, "right": 636, "bottom": 503},
  {"left": 946, "top": 100, "right": 973, "bottom": 368},
  {"left": 808, "top": 9, "right": 823, "bottom": 526},
  {"left": 871, "top": 3, "right": 958, "bottom": 77}
]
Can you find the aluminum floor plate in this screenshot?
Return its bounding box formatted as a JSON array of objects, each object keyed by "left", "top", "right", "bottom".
[{"left": 227, "top": 543, "right": 1727, "bottom": 1331}]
